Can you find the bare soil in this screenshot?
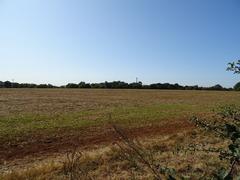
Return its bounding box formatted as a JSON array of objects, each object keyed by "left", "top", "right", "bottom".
[{"left": 0, "top": 119, "right": 193, "bottom": 164}]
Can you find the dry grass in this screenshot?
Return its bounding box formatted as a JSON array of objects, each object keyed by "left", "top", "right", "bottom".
[
  {"left": 1, "top": 89, "right": 239, "bottom": 116},
  {"left": 0, "top": 130, "right": 231, "bottom": 179},
  {"left": 0, "top": 89, "right": 239, "bottom": 179},
  {"left": 1, "top": 89, "right": 239, "bottom": 139}
]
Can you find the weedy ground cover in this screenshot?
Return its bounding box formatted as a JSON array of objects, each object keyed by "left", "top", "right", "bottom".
[
  {"left": 0, "top": 89, "right": 239, "bottom": 179},
  {"left": 0, "top": 89, "right": 239, "bottom": 139}
]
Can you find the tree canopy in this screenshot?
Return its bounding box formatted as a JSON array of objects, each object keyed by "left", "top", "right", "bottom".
[
  {"left": 227, "top": 60, "right": 240, "bottom": 74},
  {"left": 234, "top": 82, "right": 240, "bottom": 91},
  {"left": 0, "top": 80, "right": 231, "bottom": 91}
]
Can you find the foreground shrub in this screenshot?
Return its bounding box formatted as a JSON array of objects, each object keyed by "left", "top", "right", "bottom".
[
  {"left": 191, "top": 104, "right": 240, "bottom": 179},
  {"left": 234, "top": 82, "right": 240, "bottom": 91}
]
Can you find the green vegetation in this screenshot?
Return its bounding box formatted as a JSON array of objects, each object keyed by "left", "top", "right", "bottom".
[
  {"left": 191, "top": 105, "right": 240, "bottom": 179},
  {"left": 0, "top": 80, "right": 232, "bottom": 90},
  {"left": 0, "top": 89, "right": 239, "bottom": 141},
  {"left": 0, "top": 87, "right": 240, "bottom": 179},
  {"left": 227, "top": 60, "right": 240, "bottom": 74},
  {"left": 234, "top": 82, "right": 240, "bottom": 91}
]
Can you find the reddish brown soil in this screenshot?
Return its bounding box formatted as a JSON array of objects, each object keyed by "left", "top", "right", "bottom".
[{"left": 0, "top": 120, "right": 194, "bottom": 164}]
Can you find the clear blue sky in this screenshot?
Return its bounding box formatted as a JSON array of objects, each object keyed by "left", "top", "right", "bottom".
[{"left": 0, "top": 0, "right": 239, "bottom": 87}]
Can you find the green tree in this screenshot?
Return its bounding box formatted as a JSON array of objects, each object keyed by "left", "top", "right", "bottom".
[
  {"left": 66, "top": 83, "right": 79, "bottom": 88},
  {"left": 227, "top": 60, "right": 240, "bottom": 74},
  {"left": 228, "top": 60, "right": 240, "bottom": 91},
  {"left": 190, "top": 60, "right": 240, "bottom": 179},
  {"left": 234, "top": 82, "right": 240, "bottom": 91}
]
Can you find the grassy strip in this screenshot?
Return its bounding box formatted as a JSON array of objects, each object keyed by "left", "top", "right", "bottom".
[{"left": 0, "top": 103, "right": 207, "bottom": 141}]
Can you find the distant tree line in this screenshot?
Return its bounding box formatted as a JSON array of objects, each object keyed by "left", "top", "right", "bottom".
[
  {"left": 0, "top": 81, "right": 56, "bottom": 88},
  {"left": 0, "top": 80, "right": 238, "bottom": 91}
]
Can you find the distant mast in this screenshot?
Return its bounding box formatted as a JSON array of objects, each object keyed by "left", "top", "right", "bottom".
[
  {"left": 12, "top": 79, "right": 14, "bottom": 88},
  {"left": 136, "top": 77, "right": 138, "bottom": 83}
]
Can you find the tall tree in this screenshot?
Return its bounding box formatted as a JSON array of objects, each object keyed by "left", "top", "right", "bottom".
[{"left": 227, "top": 60, "right": 240, "bottom": 74}]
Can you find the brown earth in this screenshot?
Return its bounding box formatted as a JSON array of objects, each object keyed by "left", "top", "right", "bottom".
[{"left": 0, "top": 119, "right": 194, "bottom": 164}]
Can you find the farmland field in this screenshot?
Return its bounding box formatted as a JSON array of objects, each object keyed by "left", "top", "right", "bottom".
[{"left": 0, "top": 89, "right": 240, "bottom": 179}]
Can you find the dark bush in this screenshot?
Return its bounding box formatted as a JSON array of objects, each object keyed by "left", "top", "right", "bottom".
[
  {"left": 234, "top": 82, "right": 240, "bottom": 91},
  {"left": 66, "top": 83, "right": 79, "bottom": 88}
]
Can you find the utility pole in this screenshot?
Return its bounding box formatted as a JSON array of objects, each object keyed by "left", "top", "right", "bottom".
[{"left": 11, "top": 79, "right": 14, "bottom": 88}]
